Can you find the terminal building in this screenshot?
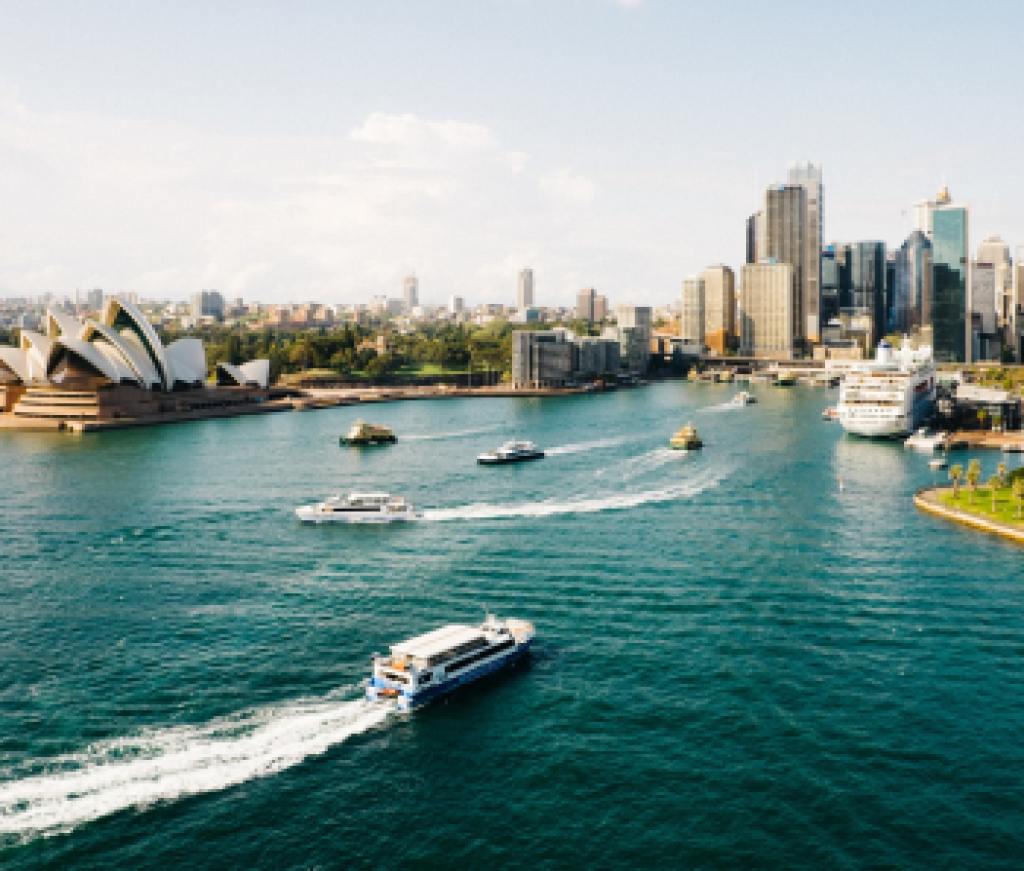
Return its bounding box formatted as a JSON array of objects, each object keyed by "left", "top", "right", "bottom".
[{"left": 0, "top": 297, "right": 270, "bottom": 430}]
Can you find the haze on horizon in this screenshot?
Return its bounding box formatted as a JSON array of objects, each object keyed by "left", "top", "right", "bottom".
[{"left": 0, "top": 0, "right": 1020, "bottom": 307}]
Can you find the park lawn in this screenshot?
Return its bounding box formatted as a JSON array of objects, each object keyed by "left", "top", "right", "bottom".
[
  {"left": 395, "top": 363, "right": 470, "bottom": 376},
  {"left": 941, "top": 487, "right": 1024, "bottom": 527}
]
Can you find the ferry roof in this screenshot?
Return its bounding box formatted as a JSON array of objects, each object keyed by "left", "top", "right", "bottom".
[{"left": 392, "top": 624, "right": 483, "bottom": 659}]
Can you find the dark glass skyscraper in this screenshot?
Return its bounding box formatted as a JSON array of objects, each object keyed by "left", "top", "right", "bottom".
[
  {"left": 931, "top": 206, "right": 969, "bottom": 362},
  {"left": 893, "top": 230, "right": 933, "bottom": 334},
  {"left": 849, "top": 241, "right": 886, "bottom": 344}
]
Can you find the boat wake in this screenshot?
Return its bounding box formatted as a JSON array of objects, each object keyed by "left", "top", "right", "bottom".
[
  {"left": 0, "top": 692, "right": 389, "bottom": 843},
  {"left": 596, "top": 447, "right": 683, "bottom": 480},
  {"left": 422, "top": 469, "right": 724, "bottom": 522},
  {"left": 545, "top": 436, "right": 630, "bottom": 457},
  {"left": 404, "top": 426, "right": 496, "bottom": 442},
  {"left": 700, "top": 400, "right": 742, "bottom": 413}
]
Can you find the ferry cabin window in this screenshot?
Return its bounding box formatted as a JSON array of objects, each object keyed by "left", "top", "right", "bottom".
[
  {"left": 443, "top": 639, "right": 515, "bottom": 675},
  {"left": 383, "top": 670, "right": 410, "bottom": 684},
  {"left": 426, "top": 636, "right": 489, "bottom": 667},
  {"left": 419, "top": 671, "right": 432, "bottom": 684}
]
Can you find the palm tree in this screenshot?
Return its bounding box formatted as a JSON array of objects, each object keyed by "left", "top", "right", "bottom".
[
  {"left": 977, "top": 408, "right": 989, "bottom": 431},
  {"left": 966, "top": 459, "right": 982, "bottom": 504},
  {"left": 989, "top": 475, "right": 1002, "bottom": 513},
  {"left": 949, "top": 463, "right": 964, "bottom": 498},
  {"left": 1014, "top": 478, "right": 1024, "bottom": 520},
  {"left": 998, "top": 462, "right": 1008, "bottom": 484}
]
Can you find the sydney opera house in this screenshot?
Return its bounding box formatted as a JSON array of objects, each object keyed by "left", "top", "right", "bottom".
[{"left": 0, "top": 297, "right": 272, "bottom": 431}]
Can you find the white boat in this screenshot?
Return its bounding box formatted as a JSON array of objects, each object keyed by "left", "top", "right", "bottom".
[
  {"left": 1001, "top": 442, "right": 1024, "bottom": 454},
  {"left": 729, "top": 390, "right": 756, "bottom": 406},
  {"left": 904, "top": 427, "right": 948, "bottom": 452},
  {"left": 477, "top": 440, "right": 545, "bottom": 465},
  {"left": 929, "top": 457, "right": 948, "bottom": 470},
  {"left": 366, "top": 615, "right": 535, "bottom": 712},
  {"left": 822, "top": 406, "right": 839, "bottom": 421},
  {"left": 295, "top": 492, "right": 419, "bottom": 524},
  {"left": 837, "top": 340, "right": 935, "bottom": 438}
]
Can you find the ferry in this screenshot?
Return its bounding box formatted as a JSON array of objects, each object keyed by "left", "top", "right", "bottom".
[
  {"left": 340, "top": 421, "right": 396, "bottom": 446},
  {"left": 669, "top": 423, "right": 703, "bottom": 450},
  {"left": 295, "top": 492, "right": 419, "bottom": 523},
  {"left": 729, "top": 390, "right": 756, "bottom": 406},
  {"left": 837, "top": 341, "right": 935, "bottom": 438},
  {"left": 366, "top": 615, "right": 535, "bottom": 712},
  {"left": 477, "top": 440, "right": 545, "bottom": 465}
]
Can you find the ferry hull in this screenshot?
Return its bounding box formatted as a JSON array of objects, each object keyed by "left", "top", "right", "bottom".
[
  {"left": 295, "top": 506, "right": 419, "bottom": 524},
  {"left": 367, "top": 640, "right": 532, "bottom": 712},
  {"left": 477, "top": 452, "right": 545, "bottom": 465}
]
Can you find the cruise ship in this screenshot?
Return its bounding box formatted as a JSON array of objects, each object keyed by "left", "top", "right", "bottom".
[
  {"left": 366, "top": 615, "right": 535, "bottom": 712},
  {"left": 836, "top": 341, "right": 935, "bottom": 438}
]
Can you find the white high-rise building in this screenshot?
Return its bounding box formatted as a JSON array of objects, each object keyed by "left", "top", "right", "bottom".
[
  {"left": 448, "top": 295, "right": 464, "bottom": 315},
  {"left": 977, "top": 236, "right": 1013, "bottom": 332},
  {"left": 787, "top": 162, "right": 823, "bottom": 344},
  {"left": 403, "top": 275, "right": 419, "bottom": 311},
  {"left": 913, "top": 185, "right": 952, "bottom": 239},
  {"left": 517, "top": 268, "right": 534, "bottom": 310},
  {"left": 680, "top": 276, "right": 705, "bottom": 347}
]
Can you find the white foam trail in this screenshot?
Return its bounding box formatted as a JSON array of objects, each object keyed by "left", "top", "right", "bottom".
[
  {"left": 404, "top": 426, "right": 496, "bottom": 442},
  {"left": 545, "top": 436, "right": 630, "bottom": 457},
  {"left": 700, "top": 400, "right": 741, "bottom": 413},
  {"left": 602, "top": 447, "right": 684, "bottom": 480},
  {"left": 423, "top": 470, "right": 724, "bottom": 522},
  {"left": 0, "top": 694, "right": 389, "bottom": 841}
]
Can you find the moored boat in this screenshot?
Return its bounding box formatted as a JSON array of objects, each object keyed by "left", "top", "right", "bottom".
[
  {"left": 669, "top": 423, "right": 703, "bottom": 450},
  {"left": 729, "top": 390, "right": 756, "bottom": 406},
  {"left": 904, "top": 427, "right": 948, "bottom": 452},
  {"left": 477, "top": 440, "right": 545, "bottom": 465},
  {"left": 295, "top": 492, "right": 419, "bottom": 523},
  {"left": 366, "top": 615, "right": 535, "bottom": 712},
  {"left": 340, "top": 421, "right": 397, "bottom": 446},
  {"left": 929, "top": 457, "right": 948, "bottom": 470}
]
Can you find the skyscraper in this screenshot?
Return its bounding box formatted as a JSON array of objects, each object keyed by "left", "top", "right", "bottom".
[
  {"left": 764, "top": 184, "right": 806, "bottom": 348},
  {"left": 701, "top": 264, "right": 735, "bottom": 354},
  {"left": 931, "top": 203, "right": 970, "bottom": 363},
  {"left": 787, "top": 162, "right": 823, "bottom": 343},
  {"left": 914, "top": 185, "right": 952, "bottom": 239},
  {"left": 615, "top": 305, "right": 652, "bottom": 373},
  {"left": 893, "top": 230, "right": 933, "bottom": 336},
  {"left": 403, "top": 275, "right": 419, "bottom": 311},
  {"left": 680, "top": 276, "right": 705, "bottom": 348},
  {"left": 740, "top": 262, "right": 795, "bottom": 358},
  {"left": 971, "top": 261, "right": 998, "bottom": 360},
  {"left": 848, "top": 241, "right": 886, "bottom": 346},
  {"left": 517, "top": 268, "right": 534, "bottom": 310},
  {"left": 977, "top": 236, "right": 1012, "bottom": 336}
]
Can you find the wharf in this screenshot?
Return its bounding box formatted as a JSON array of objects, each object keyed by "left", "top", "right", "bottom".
[{"left": 946, "top": 430, "right": 1024, "bottom": 451}]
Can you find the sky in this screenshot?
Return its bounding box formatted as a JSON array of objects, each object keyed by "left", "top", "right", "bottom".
[{"left": 0, "top": 0, "right": 1021, "bottom": 307}]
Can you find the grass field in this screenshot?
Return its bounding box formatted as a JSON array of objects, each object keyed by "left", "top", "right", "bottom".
[{"left": 941, "top": 486, "right": 1024, "bottom": 527}]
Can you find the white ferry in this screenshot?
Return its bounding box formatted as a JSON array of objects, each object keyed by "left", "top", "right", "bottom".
[
  {"left": 477, "top": 440, "right": 545, "bottom": 465},
  {"left": 295, "top": 492, "right": 419, "bottom": 524},
  {"left": 366, "top": 615, "right": 535, "bottom": 712},
  {"left": 837, "top": 341, "right": 935, "bottom": 438}
]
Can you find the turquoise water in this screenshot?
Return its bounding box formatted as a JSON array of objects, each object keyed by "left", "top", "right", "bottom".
[{"left": 2, "top": 382, "right": 1024, "bottom": 868}]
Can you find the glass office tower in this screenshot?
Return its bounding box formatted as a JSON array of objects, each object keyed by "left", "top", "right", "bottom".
[{"left": 931, "top": 206, "right": 969, "bottom": 362}]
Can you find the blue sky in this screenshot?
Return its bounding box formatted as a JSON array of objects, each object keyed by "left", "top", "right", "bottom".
[{"left": 0, "top": 0, "right": 1020, "bottom": 305}]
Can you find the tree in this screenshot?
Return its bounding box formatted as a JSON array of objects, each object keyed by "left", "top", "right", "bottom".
[
  {"left": 1014, "top": 478, "right": 1024, "bottom": 520},
  {"left": 966, "top": 459, "right": 982, "bottom": 504},
  {"left": 998, "top": 462, "right": 1008, "bottom": 485},
  {"left": 949, "top": 463, "right": 963, "bottom": 498},
  {"left": 977, "top": 408, "right": 989, "bottom": 431},
  {"left": 989, "top": 475, "right": 1002, "bottom": 513}
]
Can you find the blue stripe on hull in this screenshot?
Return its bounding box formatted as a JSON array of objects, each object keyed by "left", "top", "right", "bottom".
[{"left": 371, "top": 641, "right": 532, "bottom": 710}]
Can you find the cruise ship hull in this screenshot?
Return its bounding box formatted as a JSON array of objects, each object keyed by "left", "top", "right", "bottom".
[{"left": 367, "top": 640, "right": 532, "bottom": 712}]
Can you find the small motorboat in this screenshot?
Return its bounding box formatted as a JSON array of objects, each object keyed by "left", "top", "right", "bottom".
[
  {"left": 729, "top": 391, "right": 756, "bottom": 406},
  {"left": 929, "top": 457, "right": 948, "bottom": 470},
  {"left": 822, "top": 406, "right": 839, "bottom": 421},
  {"left": 477, "top": 440, "right": 545, "bottom": 465}
]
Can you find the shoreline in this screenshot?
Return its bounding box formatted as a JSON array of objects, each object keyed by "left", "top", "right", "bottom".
[{"left": 914, "top": 486, "right": 1024, "bottom": 545}]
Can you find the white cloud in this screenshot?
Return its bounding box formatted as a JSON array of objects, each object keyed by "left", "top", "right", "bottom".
[
  {"left": 349, "top": 112, "right": 497, "bottom": 149},
  {"left": 539, "top": 169, "right": 597, "bottom": 205},
  {"left": 613, "top": 0, "right": 644, "bottom": 9}
]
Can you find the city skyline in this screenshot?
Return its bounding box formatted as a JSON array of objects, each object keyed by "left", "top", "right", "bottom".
[{"left": 1, "top": 1, "right": 1023, "bottom": 305}]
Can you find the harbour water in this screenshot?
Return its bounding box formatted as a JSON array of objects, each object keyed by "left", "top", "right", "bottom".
[{"left": 2, "top": 382, "right": 1024, "bottom": 868}]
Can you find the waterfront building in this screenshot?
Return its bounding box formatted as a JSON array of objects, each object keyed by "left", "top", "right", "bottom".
[
  {"left": 931, "top": 202, "right": 970, "bottom": 362},
  {"left": 739, "top": 262, "right": 795, "bottom": 358},
  {"left": 403, "top": 275, "right": 419, "bottom": 311},
  {"left": 700, "top": 265, "right": 735, "bottom": 355},
  {"left": 680, "top": 276, "right": 705, "bottom": 349},
  {"left": 615, "top": 305, "right": 652, "bottom": 373},
  {"left": 511, "top": 330, "right": 573, "bottom": 388},
  {"left": 575, "top": 288, "right": 596, "bottom": 322},
  {"left": 892, "top": 230, "right": 933, "bottom": 337},
  {"left": 574, "top": 336, "right": 621, "bottom": 380},
  {"left": 190, "top": 290, "right": 225, "bottom": 322},
  {"left": 764, "top": 184, "right": 806, "bottom": 348},
  {"left": 787, "top": 162, "right": 823, "bottom": 344},
  {"left": 517, "top": 269, "right": 534, "bottom": 310}
]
